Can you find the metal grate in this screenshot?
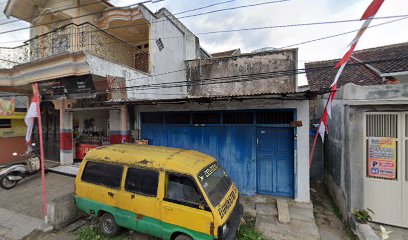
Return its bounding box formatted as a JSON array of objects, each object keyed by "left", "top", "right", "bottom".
[
  {"left": 256, "top": 111, "right": 294, "bottom": 124},
  {"left": 166, "top": 112, "right": 190, "bottom": 124},
  {"left": 223, "top": 112, "right": 253, "bottom": 124},
  {"left": 141, "top": 112, "right": 164, "bottom": 124},
  {"left": 366, "top": 114, "right": 398, "bottom": 138},
  {"left": 192, "top": 112, "right": 221, "bottom": 124}
]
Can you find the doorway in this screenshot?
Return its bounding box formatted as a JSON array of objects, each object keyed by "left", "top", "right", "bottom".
[
  {"left": 363, "top": 112, "right": 408, "bottom": 227},
  {"left": 256, "top": 127, "right": 294, "bottom": 197}
]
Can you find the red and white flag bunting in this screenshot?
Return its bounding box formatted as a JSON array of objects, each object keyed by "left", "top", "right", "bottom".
[
  {"left": 24, "top": 94, "right": 39, "bottom": 143},
  {"left": 317, "top": 0, "right": 384, "bottom": 142}
]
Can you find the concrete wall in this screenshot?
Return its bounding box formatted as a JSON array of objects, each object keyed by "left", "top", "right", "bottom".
[
  {"left": 133, "top": 98, "right": 310, "bottom": 203},
  {"left": 319, "top": 82, "right": 408, "bottom": 222},
  {"left": 185, "top": 49, "right": 297, "bottom": 97}
]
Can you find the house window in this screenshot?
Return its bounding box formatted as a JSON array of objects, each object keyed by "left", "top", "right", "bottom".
[
  {"left": 81, "top": 161, "right": 123, "bottom": 189},
  {"left": 156, "top": 38, "right": 164, "bottom": 51},
  {"left": 125, "top": 168, "right": 159, "bottom": 197},
  {"left": 165, "top": 173, "right": 206, "bottom": 207},
  {"left": 0, "top": 119, "right": 11, "bottom": 128}
]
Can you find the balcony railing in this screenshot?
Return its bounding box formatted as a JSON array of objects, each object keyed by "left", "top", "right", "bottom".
[{"left": 0, "top": 23, "right": 149, "bottom": 72}]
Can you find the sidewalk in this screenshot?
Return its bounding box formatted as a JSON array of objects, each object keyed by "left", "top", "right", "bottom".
[
  {"left": 241, "top": 195, "right": 320, "bottom": 240},
  {"left": 0, "top": 173, "right": 75, "bottom": 239},
  {"left": 0, "top": 208, "right": 42, "bottom": 240}
]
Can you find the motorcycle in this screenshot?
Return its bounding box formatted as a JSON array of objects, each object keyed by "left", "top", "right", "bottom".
[{"left": 0, "top": 143, "right": 42, "bottom": 190}]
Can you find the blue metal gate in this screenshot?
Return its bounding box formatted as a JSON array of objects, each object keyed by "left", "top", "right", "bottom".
[
  {"left": 141, "top": 110, "right": 295, "bottom": 196},
  {"left": 256, "top": 127, "right": 294, "bottom": 197}
]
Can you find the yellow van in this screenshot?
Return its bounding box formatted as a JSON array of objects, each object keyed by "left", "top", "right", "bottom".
[{"left": 74, "top": 144, "right": 243, "bottom": 240}]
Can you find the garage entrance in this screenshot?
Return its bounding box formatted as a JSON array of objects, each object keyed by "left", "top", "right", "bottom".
[{"left": 141, "top": 110, "right": 295, "bottom": 197}]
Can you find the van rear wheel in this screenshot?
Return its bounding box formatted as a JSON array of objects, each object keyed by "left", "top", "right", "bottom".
[
  {"left": 175, "top": 234, "right": 192, "bottom": 240},
  {"left": 99, "top": 213, "right": 121, "bottom": 237}
]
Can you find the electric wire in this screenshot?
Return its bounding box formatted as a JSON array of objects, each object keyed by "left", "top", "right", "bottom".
[
  {"left": 0, "top": 0, "right": 290, "bottom": 36},
  {"left": 46, "top": 56, "right": 408, "bottom": 96},
  {"left": 1, "top": 13, "right": 408, "bottom": 46}
]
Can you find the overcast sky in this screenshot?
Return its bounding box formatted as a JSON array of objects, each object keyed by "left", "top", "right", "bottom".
[{"left": 1, "top": 0, "right": 408, "bottom": 85}]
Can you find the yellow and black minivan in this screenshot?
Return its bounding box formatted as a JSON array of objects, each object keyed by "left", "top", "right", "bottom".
[{"left": 74, "top": 144, "right": 243, "bottom": 240}]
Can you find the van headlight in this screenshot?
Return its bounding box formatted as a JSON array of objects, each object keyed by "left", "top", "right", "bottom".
[{"left": 218, "top": 223, "right": 229, "bottom": 238}]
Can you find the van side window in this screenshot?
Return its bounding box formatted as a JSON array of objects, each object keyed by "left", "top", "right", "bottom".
[
  {"left": 125, "top": 168, "right": 159, "bottom": 197},
  {"left": 81, "top": 161, "right": 123, "bottom": 189},
  {"left": 165, "top": 174, "right": 206, "bottom": 207}
]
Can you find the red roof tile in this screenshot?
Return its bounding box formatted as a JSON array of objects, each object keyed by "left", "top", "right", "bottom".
[{"left": 305, "top": 42, "right": 408, "bottom": 92}]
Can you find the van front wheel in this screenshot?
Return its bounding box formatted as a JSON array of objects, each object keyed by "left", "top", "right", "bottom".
[
  {"left": 175, "top": 234, "right": 192, "bottom": 240},
  {"left": 99, "top": 213, "right": 121, "bottom": 237}
]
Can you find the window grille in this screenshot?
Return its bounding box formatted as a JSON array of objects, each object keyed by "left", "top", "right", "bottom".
[
  {"left": 166, "top": 112, "right": 190, "bottom": 124},
  {"left": 223, "top": 112, "right": 253, "bottom": 124},
  {"left": 366, "top": 114, "right": 398, "bottom": 138},
  {"left": 192, "top": 112, "right": 220, "bottom": 124},
  {"left": 141, "top": 112, "right": 164, "bottom": 124},
  {"left": 256, "top": 111, "right": 294, "bottom": 124}
]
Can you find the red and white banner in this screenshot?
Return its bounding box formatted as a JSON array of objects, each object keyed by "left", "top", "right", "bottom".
[
  {"left": 317, "top": 0, "right": 385, "bottom": 142},
  {"left": 24, "top": 95, "right": 39, "bottom": 143},
  {"left": 310, "top": 0, "right": 385, "bottom": 166}
]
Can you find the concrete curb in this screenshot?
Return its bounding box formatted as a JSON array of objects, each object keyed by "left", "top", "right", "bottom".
[{"left": 48, "top": 192, "right": 84, "bottom": 230}]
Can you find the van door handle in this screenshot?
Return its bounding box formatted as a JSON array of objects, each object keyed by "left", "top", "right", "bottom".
[
  {"left": 130, "top": 194, "right": 135, "bottom": 199},
  {"left": 107, "top": 192, "right": 115, "bottom": 198},
  {"left": 165, "top": 206, "right": 172, "bottom": 211}
]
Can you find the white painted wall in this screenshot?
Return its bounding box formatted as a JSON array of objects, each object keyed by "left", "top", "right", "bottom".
[
  {"left": 134, "top": 98, "right": 310, "bottom": 202},
  {"left": 73, "top": 109, "right": 109, "bottom": 134}
]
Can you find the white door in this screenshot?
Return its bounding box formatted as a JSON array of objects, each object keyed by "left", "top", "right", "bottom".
[
  {"left": 363, "top": 113, "right": 407, "bottom": 227},
  {"left": 403, "top": 113, "right": 408, "bottom": 227}
]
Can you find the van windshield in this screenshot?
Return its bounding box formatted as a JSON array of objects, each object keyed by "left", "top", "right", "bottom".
[{"left": 197, "top": 162, "right": 232, "bottom": 207}]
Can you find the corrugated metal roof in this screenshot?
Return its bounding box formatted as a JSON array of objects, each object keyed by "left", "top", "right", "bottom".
[{"left": 106, "top": 91, "right": 311, "bottom": 104}]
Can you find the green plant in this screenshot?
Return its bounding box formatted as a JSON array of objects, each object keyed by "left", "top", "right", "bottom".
[
  {"left": 75, "top": 225, "right": 125, "bottom": 240},
  {"left": 352, "top": 208, "right": 374, "bottom": 224},
  {"left": 238, "top": 216, "right": 264, "bottom": 240}
]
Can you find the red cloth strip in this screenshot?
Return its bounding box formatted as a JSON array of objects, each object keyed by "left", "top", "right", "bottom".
[
  {"left": 335, "top": 43, "right": 357, "bottom": 68},
  {"left": 361, "top": 0, "right": 385, "bottom": 20}
]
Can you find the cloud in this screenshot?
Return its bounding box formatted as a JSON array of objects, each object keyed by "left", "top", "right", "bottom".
[{"left": 2, "top": 0, "right": 408, "bottom": 85}]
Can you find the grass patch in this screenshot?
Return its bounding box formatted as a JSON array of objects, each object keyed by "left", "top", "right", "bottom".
[
  {"left": 237, "top": 216, "right": 264, "bottom": 240},
  {"left": 75, "top": 225, "right": 127, "bottom": 240}
]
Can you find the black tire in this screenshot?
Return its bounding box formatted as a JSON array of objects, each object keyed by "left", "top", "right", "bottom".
[
  {"left": 99, "top": 213, "right": 121, "bottom": 237},
  {"left": 0, "top": 175, "right": 18, "bottom": 190},
  {"left": 175, "top": 234, "right": 193, "bottom": 240}
]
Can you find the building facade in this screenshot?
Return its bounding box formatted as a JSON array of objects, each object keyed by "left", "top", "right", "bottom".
[
  {"left": 0, "top": 95, "right": 28, "bottom": 165},
  {"left": 1, "top": 0, "right": 310, "bottom": 202},
  {"left": 306, "top": 42, "right": 408, "bottom": 227}
]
